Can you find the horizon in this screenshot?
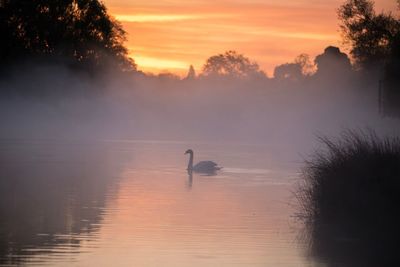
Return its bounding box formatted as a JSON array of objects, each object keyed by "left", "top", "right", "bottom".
[{"left": 104, "top": 0, "right": 398, "bottom": 76}]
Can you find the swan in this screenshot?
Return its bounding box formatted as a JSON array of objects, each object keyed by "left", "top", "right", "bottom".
[{"left": 184, "top": 149, "right": 221, "bottom": 173}]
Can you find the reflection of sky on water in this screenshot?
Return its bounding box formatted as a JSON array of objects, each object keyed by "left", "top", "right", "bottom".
[{"left": 0, "top": 139, "right": 311, "bottom": 266}]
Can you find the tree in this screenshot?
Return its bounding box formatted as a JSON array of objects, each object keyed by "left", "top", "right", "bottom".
[
  {"left": 294, "top": 54, "right": 316, "bottom": 76},
  {"left": 314, "top": 46, "right": 352, "bottom": 76},
  {"left": 273, "top": 63, "right": 303, "bottom": 81},
  {"left": 382, "top": 29, "right": 400, "bottom": 116},
  {"left": 273, "top": 54, "right": 315, "bottom": 81},
  {"left": 201, "top": 51, "right": 264, "bottom": 78},
  {"left": 0, "top": 0, "right": 135, "bottom": 72},
  {"left": 185, "top": 65, "right": 196, "bottom": 80},
  {"left": 338, "top": 0, "right": 400, "bottom": 69}
]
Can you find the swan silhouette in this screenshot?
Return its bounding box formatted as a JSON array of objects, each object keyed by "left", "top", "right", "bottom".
[{"left": 184, "top": 149, "right": 221, "bottom": 173}]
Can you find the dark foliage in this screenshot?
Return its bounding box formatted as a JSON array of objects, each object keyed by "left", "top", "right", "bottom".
[
  {"left": 338, "top": 0, "right": 400, "bottom": 70},
  {"left": 201, "top": 50, "right": 265, "bottom": 79},
  {"left": 273, "top": 54, "right": 314, "bottom": 81},
  {"left": 0, "top": 0, "right": 135, "bottom": 73},
  {"left": 273, "top": 63, "right": 303, "bottom": 81},
  {"left": 297, "top": 131, "right": 400, "bottom": 266},
  {"left": 382, "top": 33, "right": 400, "bottom": 116},
  {"left": 314, "top": 46, "right": 352, "bottom": 77},
  {"left": 338, "top": 0, "right": 400, "bottom": 116}
]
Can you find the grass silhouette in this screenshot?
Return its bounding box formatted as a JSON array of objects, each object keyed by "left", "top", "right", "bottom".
[{"left": 296, "top": 130, "right": 400, "bottom": 266}]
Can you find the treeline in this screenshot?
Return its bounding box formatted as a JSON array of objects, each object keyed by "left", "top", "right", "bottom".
[
  {"left": 0, "top": 0, "right": 136, "bottom": 74},
  {"left": 184, "top": 46, "right": 352, "bottom": 83},
  {"left": 189, "top": 0, "right": 400, "bottom": 81},
  {"left": 1, "top": 0, "right": 399, "bottom": 105},
  {"left": 1, "top": 0, "right": 398, "bottom": 78}
]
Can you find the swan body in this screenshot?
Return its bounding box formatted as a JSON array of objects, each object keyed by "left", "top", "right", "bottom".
[{"left": 185, "top": 149, "right": 221, "bottom": 173}]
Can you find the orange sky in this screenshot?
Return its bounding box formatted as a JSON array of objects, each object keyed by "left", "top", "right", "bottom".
[{"left": 104, "top": 0, "right": 398, "bottom": 76}]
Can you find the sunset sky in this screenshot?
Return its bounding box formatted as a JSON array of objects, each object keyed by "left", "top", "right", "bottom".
[{"left": 104, "top": 0, "right": 397, "bottom": 76}]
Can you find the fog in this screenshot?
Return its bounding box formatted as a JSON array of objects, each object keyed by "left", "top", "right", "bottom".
[{"left": 1, "top": 59, "right": 399, "bottom": 160}]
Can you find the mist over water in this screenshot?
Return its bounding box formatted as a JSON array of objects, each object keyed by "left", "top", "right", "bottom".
[
  {"left": 1, "top": 51, "right": 399, "bottom": 267},
  {"left": 0, "top": 139, "right": 301, "bottom": 266},
  {"left": 1, "top": 60, "right": 398, "bottom": 160}
]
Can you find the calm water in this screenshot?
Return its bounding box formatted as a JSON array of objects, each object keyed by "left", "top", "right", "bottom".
[{"left": 0, "top": 139, "right": 315, "bottom": 266}]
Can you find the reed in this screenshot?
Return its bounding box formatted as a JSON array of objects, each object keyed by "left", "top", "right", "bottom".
[{"left": 296, "top": 130, "right": 400, "bottom": 266}]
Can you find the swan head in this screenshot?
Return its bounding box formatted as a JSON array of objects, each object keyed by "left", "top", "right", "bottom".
[{"left": 184, "top": 149, "right": 193, "bottom": 155}]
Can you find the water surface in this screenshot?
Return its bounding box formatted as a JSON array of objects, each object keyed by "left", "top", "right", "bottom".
[{"left": 0, "top": 139, "right": 314, "bottom": 266}]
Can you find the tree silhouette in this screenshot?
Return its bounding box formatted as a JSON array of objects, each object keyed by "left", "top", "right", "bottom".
[
  {"left": 185, "top": 65, "right": 196, "bottom": 80},
  {"left": 201, "top": 51, "right": 264, "bottom": 78},
  {"left": 0, "top": 0, "right": 135, "bottom": 72},
  {"left": 274, "top": 54, "right": 314, "bottom": 82},
  {"left": 338, "top": 0, "right": 400, "bottom": 69},
  {"left": 294, "top": 54, "right": 315, "bottom": 76},
  {"left": 273, "top": 54, "right": 314, "bottom": 81},
  {"left": 273, "top": 63, "right": 303, "bottom": 81},
  {"left": 314, "top": 46, "right": 352, "bottom": 77},
  {"left": 382, "top": 32, "right": 400, "bottom": 116}
]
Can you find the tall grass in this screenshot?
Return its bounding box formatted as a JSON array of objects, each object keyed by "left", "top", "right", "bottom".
[{"left": 297, "top": 130, "right": 400, "bottom": 266}]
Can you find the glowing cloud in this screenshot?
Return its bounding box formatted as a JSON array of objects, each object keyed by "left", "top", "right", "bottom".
[
  {"left": 115, "top": 14, "right": 204, "bottom": 22},
  {"left": 105, "top": 0, "right": 397, "bottom": 74},
  {"left": 133, "top": 55, "right": 188, "bottom": 71}
]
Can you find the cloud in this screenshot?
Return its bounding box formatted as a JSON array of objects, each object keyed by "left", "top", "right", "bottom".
[
  {"left": 133, "top": 55, "right": 188, "bottom": 71},
  {"left": 115, "top": 14, "right": 204, "bottom": 22},
  {"left": 108, "top": 1, "right": 341, "bottom": 74}
]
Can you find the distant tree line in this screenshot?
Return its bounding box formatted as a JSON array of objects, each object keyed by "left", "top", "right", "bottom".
[
  {"left": 1, "top": 0, "right": 399, "bottom": 116},
  {"left": 0, "top": 0, "right": 136, "bottom": 73},
  {"left": 1, "top": 0, "right": 397, "bottom": 79},
  {"left": 189, "top": 46, "right": 353, "bottom": 83},
  {"left": 201, "top": 50, "right": 265, "bottom": 79}
]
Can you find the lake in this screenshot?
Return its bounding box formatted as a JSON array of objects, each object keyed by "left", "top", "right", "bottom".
[{"left": 0, "top": 139, "right": 316, "bottom": 266}]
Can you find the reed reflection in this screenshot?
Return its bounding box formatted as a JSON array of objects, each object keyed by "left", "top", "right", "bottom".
[{"left": 0, "top": 141, "right": 128, "bottom": 266}]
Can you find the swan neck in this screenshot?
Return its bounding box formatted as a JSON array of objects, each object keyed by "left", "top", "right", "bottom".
[{"left": 187, "top": 152, "right": 193, "bottom": 170}]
